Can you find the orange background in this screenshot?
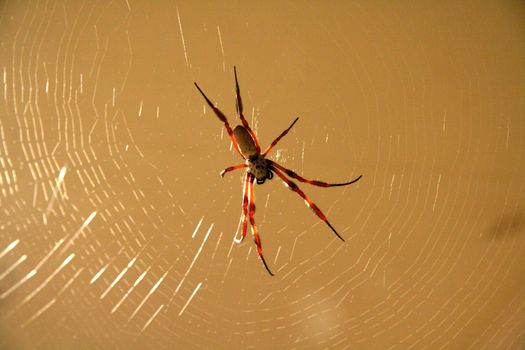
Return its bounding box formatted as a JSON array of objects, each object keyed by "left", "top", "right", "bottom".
[{"left": 0, "top": 1, "right": 524, "bottom": 349}]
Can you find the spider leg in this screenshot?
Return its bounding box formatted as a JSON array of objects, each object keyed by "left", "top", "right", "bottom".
[
  {"left": 234, "top": 172, "right": 250, "bottom": 244},
  {"left": 272, "top": 168, "right": 346, "bottom": 242},
  {"left": 247, "top": 173, "right": 275, "bottom": 276},
  {"left": 234, "top": 67, "right": 261, "bottom": 153},
  {"left": 220, "top": 164, "right": 248, "bottom": 177},
  {"left": 194, "top": 82, "right": 245, "bottom": 158},
  {"left": 262, "top": 117, "right": 299, "bottom": 156},
  {"left": 269, "top": 160, "right": 362, "bottom": 187}
]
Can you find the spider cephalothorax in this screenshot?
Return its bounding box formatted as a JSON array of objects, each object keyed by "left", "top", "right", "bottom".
[
  {"left": 247, "top": 155, "right": 273, "bottom": 185},
  {"left": 195, "top": 67, "right": 362, "bottom": 275}
]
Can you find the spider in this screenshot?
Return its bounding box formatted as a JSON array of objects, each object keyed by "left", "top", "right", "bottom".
[{"left": 194, "top": 67, "right": 362, "bottom": 276}]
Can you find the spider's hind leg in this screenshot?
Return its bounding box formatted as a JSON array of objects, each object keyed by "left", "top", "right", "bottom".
[
  {"left": 269, "top": 160, "right": 362, "bottom": 187},
  {"left": 272, "top": 167, "right": 346, "bottom": 242},
  {"left": 247, "top": 173, "right": 275, "bottom": 276},
  {"left": 234, "top": 173, "right": 251, "bottom": 244}
]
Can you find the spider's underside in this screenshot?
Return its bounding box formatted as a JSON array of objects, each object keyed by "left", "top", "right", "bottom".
[
  {"left": 194, "top": 67, "right": 362, "bottom": 276},
  {"left": 234, "top": 125, "right": 273, "bottom": 183}
]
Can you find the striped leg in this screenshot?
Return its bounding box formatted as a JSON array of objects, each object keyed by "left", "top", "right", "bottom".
[
  {"left": 262, "top": 118, "right": 299, "bottom": 156},
  {"left": 247, "top": 173, "right": 274, "bottom": 276},
  {"left": 194, "top": 82, "right": 244, "bottom": 158},
  {"left": 269, "top": 160, "right": 362, "bottom": 187},
  {"left": 234, "top": 172, "right": 251, "bottom": 244},
  {"left": 272, "top": 167, "right": 345, "bottom": 242},
  {"left": 234, "top": 67, "right": 261, "bottom": 153},
  {"left": 220, "top": 164, "right": 248, "bottom": 177}
]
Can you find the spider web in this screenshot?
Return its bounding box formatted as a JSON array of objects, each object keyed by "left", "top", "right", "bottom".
[{"left": 1, "top": 1, "right": 524, "bottom": 349}]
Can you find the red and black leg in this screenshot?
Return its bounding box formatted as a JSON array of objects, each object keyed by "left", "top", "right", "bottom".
[
  {"left": 247, "top": 173, "right": 274, "bottom": 276},
  {"left": 262, "top": 117, "right": 299, "bottom": 156},
  {"left": 220, "top": 164, "right": 248, "bottom": 177},
  {"left": 234, "top": 172, "right": 251, "bottom": 244},
  {"left": 234, "top": 67, "right": 261, "bottom": 153},
  {"left": 194, "top": 82, "right": 244, "bottom": 158},
  {"left": 269, "top": 161, "right": 362, "bottom": 187},
  {"left": 272, "top": 167, "right": 346, "bottom": 242}
]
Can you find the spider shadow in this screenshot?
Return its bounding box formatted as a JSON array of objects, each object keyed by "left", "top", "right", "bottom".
[{"left": 484, "top": 211, "right": 525, "bottom": 240}]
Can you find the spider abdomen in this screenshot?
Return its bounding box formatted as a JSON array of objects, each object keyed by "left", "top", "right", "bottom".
[{"left": 234, "top": 125, "right": 258, "bottom": 159}]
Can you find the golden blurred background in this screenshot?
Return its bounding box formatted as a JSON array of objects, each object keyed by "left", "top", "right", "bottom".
[{"left": 0, "top": 1, "right": 524, "bottom": 349}]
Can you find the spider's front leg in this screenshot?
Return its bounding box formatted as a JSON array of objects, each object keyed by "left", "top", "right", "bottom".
[{"left": 220, "top": 164, "right": 247, "bottom": 177}]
